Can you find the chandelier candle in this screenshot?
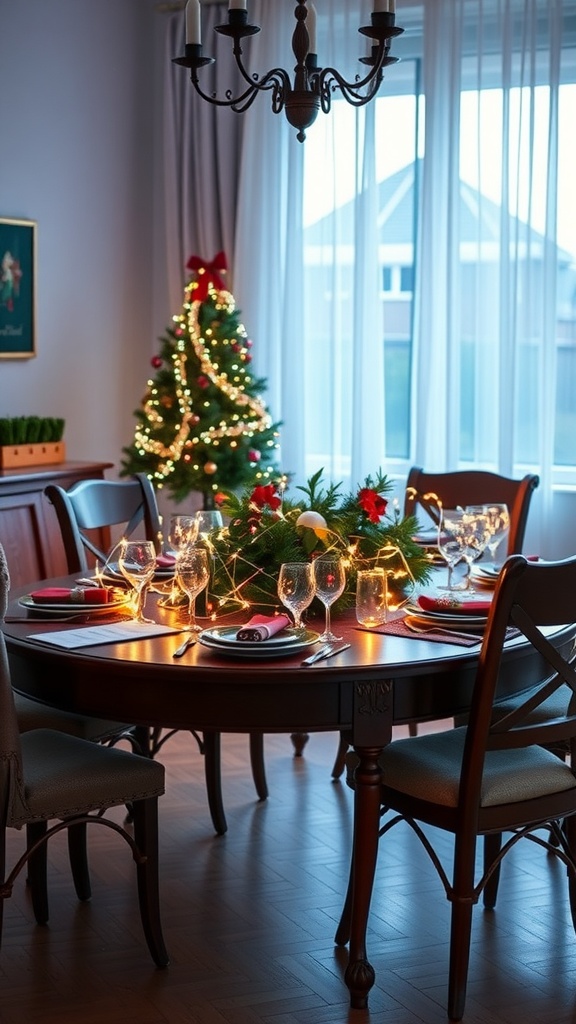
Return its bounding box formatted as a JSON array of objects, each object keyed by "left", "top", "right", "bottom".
[{"left": 185, "top": 0, "right": 201, "bottom": 45}]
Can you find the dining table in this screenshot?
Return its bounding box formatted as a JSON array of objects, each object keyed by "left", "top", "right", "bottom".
[{"left": 4, "top": 571, "right": 575, "bottom": 1010}]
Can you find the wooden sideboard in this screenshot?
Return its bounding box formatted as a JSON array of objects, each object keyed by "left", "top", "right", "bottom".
[{"left": 0, "top": 460, "right": 113, "bottom": 588}]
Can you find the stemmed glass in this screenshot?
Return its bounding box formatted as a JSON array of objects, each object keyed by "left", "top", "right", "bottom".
[
  {"left": 195, "top": 510, "right": 224, "bottom": 544},
  {"left": 118, "top": 539, "right": 157, "bottom": 622},
  {"left": 466, "top": 503, "right": 510, "bottom": 566},
  {"left": 312, "top": 556, "right": 346, "bottom": 642},
  {"left": 437, "top": 511, "right": 467, "bottom": 590},
  {"left": 175, "top": 546, "right": 210, "bottom": 633},
  {"left": 277, "top": 562, "right": 315, "bottom": 631},
  {"left": 168, "top": 514, "right": 199, "bottom": 555}
]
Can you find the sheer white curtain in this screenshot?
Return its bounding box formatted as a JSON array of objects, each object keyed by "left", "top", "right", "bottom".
[{"left": 414, "top": 0, "right": 565, "bottom": 548}]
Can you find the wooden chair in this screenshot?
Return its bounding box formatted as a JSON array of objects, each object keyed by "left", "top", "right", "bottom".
[
  {"left": 0, "top": 543, "right": 169, "bottom": 967},
  {"left": 330, "top": 467, "right": 541, "bottom": 774},
  {"left": 43, "top": 474, "right": 267, "bottom": 835},
  {"left": 336, "top": 554, "right": 576, "bottom": 1021},
  {"left": 403, "top": 466, "right": 540, "bottom": 555}
]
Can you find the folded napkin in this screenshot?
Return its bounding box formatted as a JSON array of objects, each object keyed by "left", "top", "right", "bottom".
[
  {"left": 417, "top": 593, "right": 492, "bottom": 615},
  {"left": 30, "top": 587, "right": 112, "bottom": 605},
  {"left": 156, "top": 553, "right": 176, "bottom": 569},
  {"left": 236, "top": 613, "right": 292, "bottom": 642}
]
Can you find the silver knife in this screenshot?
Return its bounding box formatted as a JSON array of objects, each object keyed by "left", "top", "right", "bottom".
[{"left": 302, "top": 643, "right": 351, "bottom": 666}]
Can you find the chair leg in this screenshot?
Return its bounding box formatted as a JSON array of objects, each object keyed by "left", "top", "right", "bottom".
[
  {"left": 202, "top": 731, "right": 227, "bottom": 835},
  {"left": 249, "top": 732, "right": 268, "bottom": 800},
  {"left": 482, "top": 832, "right": 502, "bottom": 909},
  {"left": 331, "top": 731, "right": 350, "bottom": 779},
  {"left": 67, "top": 821, "right": 91, "bottom": 901},
  {"left": 131, "top": 797, "right": 169, "bottom": 968},
  {"left": 26, "top": 821, "right": 49, "bottom": 925},
  {"left": 447, "top": 839, "right": 476, "bottom": 1022}
]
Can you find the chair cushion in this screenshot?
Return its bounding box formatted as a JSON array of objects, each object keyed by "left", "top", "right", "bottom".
[
  {"left": 346, "top": 728, "right": 576, "bottom": 808},
  {"left": 14, "top": 690, "right": 133, "bottom": 742},
  {"left": 10, "top": 729, "right": 165, "bottom": 828}
]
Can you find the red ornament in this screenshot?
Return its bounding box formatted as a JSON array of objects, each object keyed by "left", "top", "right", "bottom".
[
  {"left": 248, "top": 449, "right": 261, "bottom": 463},
  {"left": 246, "top": 339, "right": 253, "bottom": 348},
  {"left": 204, "top": 461, "right": 218, "bottom": 475},
  {"left": 151, "top": 355, "right": 163, "bottom": 369},
  {"left": 197, "top": 375, "right": 210, "bottom": 389},
  {"left": 244, "top": 354, "right": 252, "bottom": 364},
  {"left": 231, "top": 342, "right": 242, "bottom": 353}
]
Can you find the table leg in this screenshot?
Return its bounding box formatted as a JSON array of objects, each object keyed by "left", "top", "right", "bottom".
[{"left": 344, "top": 744, "right": 383, "bottom": 1008}]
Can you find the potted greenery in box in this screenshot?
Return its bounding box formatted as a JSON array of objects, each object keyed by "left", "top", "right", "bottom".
[{"left": 0, "top": 416, "right": 66, "bottom": 469}]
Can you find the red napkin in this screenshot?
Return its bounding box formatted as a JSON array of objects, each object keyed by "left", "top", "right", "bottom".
[
  {"left": 156, "top": 553, "right": 176, "bottom": 568},
  {"left": 417, "top": 593, "right": 492, "bottom": 615},
  {"left": 30, "top": 587, "right": 112, "bottom": 605},
  {"left": 236, "top": 613, "right": 292, "bottom": 642}
]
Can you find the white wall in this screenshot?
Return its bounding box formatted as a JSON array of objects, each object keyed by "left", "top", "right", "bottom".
[{"left": 0, "top": 0, "right": 170, "bottom": 476}]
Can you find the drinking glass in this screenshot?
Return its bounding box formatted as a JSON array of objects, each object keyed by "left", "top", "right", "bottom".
[
  {"left": 466, "top": 503, "right": 510, "bottom": 566},
  {"left": 312, "top": 556, "right": 346, "bottom": 642},
  {"left": 437, "top": 511, "right": 467, "bottom": 590},
  {"left": 118, "top": 539, "right": 157, "bottom": 622},
  {"left": 459, "top": 508, "right": 491, "bottom": 586},
  {"left": 355, "top": 569, "right": 387, "bottom": 628},
  {"left": 195, "top": 510, "right": 224, "bottom": 544},
  {"left": 168, "top": 514, "right": 199, "bottom": 555},
  {"left": 175, "top": 545, "right": 210, "bottom": 633},
  {"left": 277, "top": 562, "right": 315, "bottom": 630}
]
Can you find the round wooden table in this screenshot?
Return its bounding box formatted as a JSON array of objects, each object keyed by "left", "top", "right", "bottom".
[{"left": 5, "top": 576, "right": 573, "bottom": 1009}]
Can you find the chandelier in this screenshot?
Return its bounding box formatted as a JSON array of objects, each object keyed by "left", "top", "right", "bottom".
[{"left": 173, "top": 1, "right": 403, "bottom": 142}]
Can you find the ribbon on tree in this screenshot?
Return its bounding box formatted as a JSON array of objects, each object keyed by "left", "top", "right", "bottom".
[{"left": 186, "top": 251, "right": 228, "bottom": 302}]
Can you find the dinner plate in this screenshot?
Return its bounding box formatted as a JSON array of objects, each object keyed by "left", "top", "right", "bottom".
[
  {"left": 201, "top": 625, "right": 310, "bottom": 649},
  {"left": 102, "top": 563, "right": 174, "bottom": 584},
  {"left": 405, "top": 612, "right": 486, "bottom": 632},
  {"left": 198, "top": 629, "right": 320, "bottom": 659},
  {"left": 18, "top": 594, "right": 131, "bottom": 617},
  {"left": 406, "top": 602, "right": 488, "bottom": 627}
]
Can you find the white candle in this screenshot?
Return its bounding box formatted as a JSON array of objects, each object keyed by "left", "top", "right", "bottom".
[
  {"left": 186, "top": 0, "right": 201, "bottom": 44},
  {"left": 306, "top": 2, "right": 317, "bottom": 53},
  {"left": 390, "top": 0, "right": 396, "bottom": 11},
  {"left": 229, "top": 0, "right": 247, "bottom": 9},
  {"left": 373, "top": 1, "right": 389, "bottom": 11}
]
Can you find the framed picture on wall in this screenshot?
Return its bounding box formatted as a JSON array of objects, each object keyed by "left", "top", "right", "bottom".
[{"left": 0, "top": 217, "right": 37, "bottom": 359}]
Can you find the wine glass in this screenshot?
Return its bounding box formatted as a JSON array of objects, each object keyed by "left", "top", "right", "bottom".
[
  {"left": 118, "top": 539, "right": 157, "bottom": 622},
  {"left": 175, "top": 545, "right": 210, "bottom": 633},
  {"left": 195, "top": 510, "right": 224, "bottom": 544},
  {"left": 437, "top": 510, "right": 467, "bottom": 590},
  {"left": 466, "top": 503, "right": 510, "bottom": 567},
  {"left": 312, "top": 556, "right": 346, "bottom": 642},
  {"left": 277, "top": 562, "right": 315, "bottom": 631},
  {"left": 458, "top": 509, "right": 491, "bottom": 589},
  {"left": 168, "top": 514, "right": 199, "bottom": 555}
]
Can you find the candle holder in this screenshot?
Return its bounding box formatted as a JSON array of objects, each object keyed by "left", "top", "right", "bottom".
[{"left": 173, "top": 1, "right": 404, "bottom": 142}]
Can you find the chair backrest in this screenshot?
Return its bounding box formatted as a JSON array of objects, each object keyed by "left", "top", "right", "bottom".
[
  {"left": 461, "top": 554, "right": 576, "bottom": 813},
  {"left": 403, "top": 466, "right": 539, "bottom": 554},
  {"left": 45, "top": 473, "right": 162, "bottom": 574}
]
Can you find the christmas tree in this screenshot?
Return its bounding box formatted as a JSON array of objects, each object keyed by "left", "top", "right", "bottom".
[{"left": 121, "top": 253, "right": 282, "bottom": 506}]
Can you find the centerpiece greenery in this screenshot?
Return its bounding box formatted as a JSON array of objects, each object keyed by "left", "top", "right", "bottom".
[{"left": 205, "top": 469, "right": 434, "bottom": 617}]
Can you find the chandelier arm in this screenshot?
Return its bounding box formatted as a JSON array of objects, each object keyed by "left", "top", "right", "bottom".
[
  {"left": 316, "top": 67, "right": 386, "bottom": 112},
  {"left": 230, "top": 42, "right": 292, "bottom": 99}
]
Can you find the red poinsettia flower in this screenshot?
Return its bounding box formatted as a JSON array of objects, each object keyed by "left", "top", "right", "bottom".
[
  {"left": 250, "top": 484, "right": 282, "bottom": 512},
  {"left": 358, "top": 487, "right": 388, "bottom": 523}
]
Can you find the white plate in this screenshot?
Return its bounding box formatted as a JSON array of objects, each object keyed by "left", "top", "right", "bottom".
[
  {"left": 405, "top": 612, "right": 486, "bottom": 632},
  {"left": 198, "top": 629, "right": 319, "bottom": 659},
  {"left": 406, "top": 602, "right": 489, "bottom": 627},
  {"left": 201, "top": 625, "right": 308, "bottom": 649},
  {"left": 18, "top": 594, "right": 131, "bottom": 617},
  {"left": 471, "top": 564, "right": 500, "bottom": 579},
  {"left": 102, "top": 563, "right": 174, "bottom": 584}
]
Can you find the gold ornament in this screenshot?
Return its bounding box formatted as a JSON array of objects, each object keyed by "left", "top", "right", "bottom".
[{"left": 204, "top": 461, "right": 218, "bottom": 475}]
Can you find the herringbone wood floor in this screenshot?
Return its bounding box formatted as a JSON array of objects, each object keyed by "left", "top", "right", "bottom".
[{"left": 2, "top": 726, "right": 576, "bottom": 1024}]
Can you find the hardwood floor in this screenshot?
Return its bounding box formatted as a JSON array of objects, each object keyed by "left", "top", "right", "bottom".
[{"left": 2, "top": 725, "right": 576, "bottom": 1024}]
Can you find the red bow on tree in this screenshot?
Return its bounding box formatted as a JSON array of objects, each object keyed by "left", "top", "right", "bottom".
[{"left": 186, "top": 251, "right": 228, "bottom": 302}]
